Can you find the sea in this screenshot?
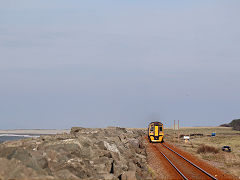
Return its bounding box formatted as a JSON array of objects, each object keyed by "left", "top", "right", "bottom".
[{"left": 0, "top": 134, "right": 40, "bottom": 143}]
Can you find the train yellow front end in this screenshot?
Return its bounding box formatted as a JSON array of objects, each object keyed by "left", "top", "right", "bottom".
[{"left": 148, "top": 121, "right": 164, "bottom": 143}]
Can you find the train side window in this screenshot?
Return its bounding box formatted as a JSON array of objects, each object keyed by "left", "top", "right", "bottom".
[
  {"left": 150, "top": 125, "right": 154, "bottom": 131},
  {"left": 159, "top": 126, "right": 162, "bottom": 131}
]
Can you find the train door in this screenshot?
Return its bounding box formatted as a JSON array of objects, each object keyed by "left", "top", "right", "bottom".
[{"left": 154, "top": 125, "right": 159, "bottom": 137}]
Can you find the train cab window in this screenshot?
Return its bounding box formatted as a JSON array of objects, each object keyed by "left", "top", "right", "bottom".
[
  {"left": 159, "top": 126, "right": 162, "bottom": 131},
  {"left": 150, "top": 125, "right": 154, "bottom": 132}
]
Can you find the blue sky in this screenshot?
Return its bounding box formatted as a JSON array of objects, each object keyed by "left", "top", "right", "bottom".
[{"left": 1, "top": 1, "right": 240, "bottom": 129}]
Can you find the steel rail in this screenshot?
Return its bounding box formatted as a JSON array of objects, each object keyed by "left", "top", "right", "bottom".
[
  {"left": 162, "top": 143, "right": 218, "bottom": 180},
  {"left": 159, "top": 150, "right": 188, "bottom": 180}
]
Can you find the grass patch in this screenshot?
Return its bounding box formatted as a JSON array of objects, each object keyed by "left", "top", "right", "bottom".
[{"left": 147, "top": 165, "right": 156, "bottom": 178}]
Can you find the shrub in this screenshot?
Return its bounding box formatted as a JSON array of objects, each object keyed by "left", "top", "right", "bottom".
[{"left": 197, "top": 144, "right": 219, "bottom": 154}]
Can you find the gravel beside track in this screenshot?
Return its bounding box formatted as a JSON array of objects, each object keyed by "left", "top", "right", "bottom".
[{"left": 145, "top": 137, "right": 182, "bottom": 179}]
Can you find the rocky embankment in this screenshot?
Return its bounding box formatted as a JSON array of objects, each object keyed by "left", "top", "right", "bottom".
[{"left": 0, "top": 127, "right": 152, "bottom": 180}]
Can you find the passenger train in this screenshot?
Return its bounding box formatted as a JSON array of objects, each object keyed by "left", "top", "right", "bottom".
[{"left": 148, "top": 121, "right": 164, "bottom": 143}]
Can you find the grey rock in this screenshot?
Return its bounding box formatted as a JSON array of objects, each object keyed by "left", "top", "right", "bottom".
[
  {"left": 121, "top": 171, "right": 137, "bottom": 180},
  {"left": 70, "top": 127, "right": 85, "bottom": 134}
]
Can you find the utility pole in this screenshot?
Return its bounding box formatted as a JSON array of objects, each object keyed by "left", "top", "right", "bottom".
[
  {"left": 174, "top": 120, "right": 175, "bottom": 130},
  {"left": 174, "top": 120, "right": 176, "bottom": 142},
  {"left": 178, "top": 120, "right": 180, "bottom": 143}
]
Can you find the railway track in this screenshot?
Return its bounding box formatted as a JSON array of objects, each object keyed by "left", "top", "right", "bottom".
[{"left": 153, "top": 143, "right": 218, "bottom": 180}]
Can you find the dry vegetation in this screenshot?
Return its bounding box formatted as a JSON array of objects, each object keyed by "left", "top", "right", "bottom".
[
  {"left": 197, "top": 144, "right": 219, "bottom": 154},
  {"left": 164, "top": 127, "right": 240, "bottom": 178}
]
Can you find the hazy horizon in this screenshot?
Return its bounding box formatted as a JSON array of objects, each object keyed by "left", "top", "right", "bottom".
[{"left": 1, "top": 1, "right": 240, "bottom": 129}]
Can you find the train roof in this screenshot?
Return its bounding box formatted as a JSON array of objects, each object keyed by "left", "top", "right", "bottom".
[{"left": 149, "top": 121, "right": 163, "bottom": 125}]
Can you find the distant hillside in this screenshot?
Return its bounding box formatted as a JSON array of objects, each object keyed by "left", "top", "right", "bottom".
[{"left": 220, "top": 119, "right": 240, "bottom": 131}]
